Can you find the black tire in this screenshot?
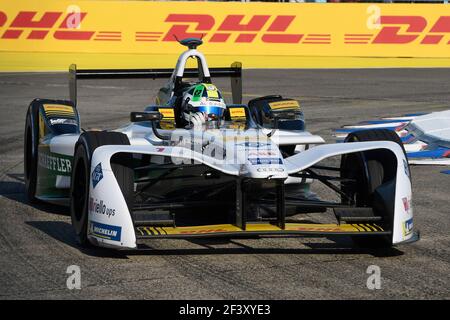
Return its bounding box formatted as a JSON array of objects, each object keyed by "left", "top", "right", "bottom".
[
  {"left": 24, "top": 101, "right": 40, "bottom": 203},
  {"left": 24, "top": 99, "right": 76, "bottom": 203},
  {"left": 70, "top": 131, "right": 132, "bottom": 247},
  {"left": 341, "top": 129, "right": 406, "bottom": 248}
]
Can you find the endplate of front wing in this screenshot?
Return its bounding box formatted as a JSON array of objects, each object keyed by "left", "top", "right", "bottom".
[{"left": 135, "top": 223, "right": 389, "bottom": 239}]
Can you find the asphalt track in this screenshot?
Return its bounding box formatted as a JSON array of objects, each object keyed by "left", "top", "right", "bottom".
[{"left": 0, "top": 69, "right": 449, "bottom": 299}]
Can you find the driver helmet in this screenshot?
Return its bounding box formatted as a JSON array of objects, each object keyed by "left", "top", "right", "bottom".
[{"left": 182, "top": 83, "right": 226, "bottom": 121}]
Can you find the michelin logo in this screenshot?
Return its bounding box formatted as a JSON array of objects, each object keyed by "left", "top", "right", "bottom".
[
  {"left": 89, "top": 221, "right": 121, "bottom": 241},
  {"left": 91, "top": 163, "right": 103, "bottom": 188}
]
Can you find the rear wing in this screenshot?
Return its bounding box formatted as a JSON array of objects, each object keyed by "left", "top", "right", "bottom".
[{"left": 69, "top": 62, "right": 242, "bottom": 106}]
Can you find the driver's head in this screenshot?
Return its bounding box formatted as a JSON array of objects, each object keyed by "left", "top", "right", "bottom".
[{"left": 183, "top": 83, "right": 226, "bottom": 121}]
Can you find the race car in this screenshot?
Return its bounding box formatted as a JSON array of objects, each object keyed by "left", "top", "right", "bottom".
[
  {"left": 334, "top": 111, "right": 450, "bottom": 166},
  {"left": 24, "top": 38, "right": 418, "bottom": 250}
]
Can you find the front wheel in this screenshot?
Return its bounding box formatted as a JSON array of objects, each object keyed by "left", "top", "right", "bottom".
[
  {"left": 24, "top": 103, "right": 40, "bottom": 202},
  {"left": 341, "top": 129, "right": 406, "bottom": 248},
  {"left": 70, "top": 131, "right": 131, "bottom": 247}
]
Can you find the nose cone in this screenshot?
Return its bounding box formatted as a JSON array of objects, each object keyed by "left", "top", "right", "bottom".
[
  {"left": 244, "top": 162, "right": 288, "bottom": 179},
  {"left": 235, "top": 142, "right": 288, "bottom": 179}
]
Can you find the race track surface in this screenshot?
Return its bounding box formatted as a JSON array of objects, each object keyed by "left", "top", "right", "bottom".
[{"left": 0, "top": 69, "right": 449, "bottom": 299}]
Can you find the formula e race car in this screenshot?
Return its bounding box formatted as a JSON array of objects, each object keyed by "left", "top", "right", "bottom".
[
  {"left": 24, "top": 38, "right": 418, "bottom": 250},
  {"left": 334, "top": 111, "right": 450, "bottom": 166}
]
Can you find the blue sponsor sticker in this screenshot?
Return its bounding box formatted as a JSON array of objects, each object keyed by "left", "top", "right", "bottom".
[
  {"left": 403, "top": 218, "right": 413, "bottom": 237},
  {"left": 90, "top": 221, "right": 121, "bottom": 241},
  {"left": 248, "top": 157, "right": 283, "bottom": 165},
  {"left": 92, "top": 163, "right": 103, "bottom": 188}
]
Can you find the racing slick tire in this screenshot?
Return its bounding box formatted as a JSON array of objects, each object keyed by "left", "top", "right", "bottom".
[
  {"left": 24, "top": 99, "right": 74, "bottom": 202},
  {"left": 341, "top": 129, "right": 407, "bottom": 248},
  {"left": 24, "top": 100, "right": 40, "bottom": 203},
  {"left": 70, "top": 131, "right": 132, "bottom": 247}
]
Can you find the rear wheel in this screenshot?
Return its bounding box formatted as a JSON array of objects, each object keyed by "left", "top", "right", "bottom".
[
  {"left": 341, "top": 129, "right": 406, "bottom": 248},
  {"left": 24, "top": 102, "right": 40, "bottom": 203},
  {"left": 24, "top": 99, "right": 77, "bottom": 203},
  {"left": 70, "top": 131, "right": 132, "bottom": 247}
]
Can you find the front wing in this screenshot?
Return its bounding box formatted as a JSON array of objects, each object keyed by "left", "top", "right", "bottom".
[{"left": 86, "top": 142, "right": 414, "bottom": 249}]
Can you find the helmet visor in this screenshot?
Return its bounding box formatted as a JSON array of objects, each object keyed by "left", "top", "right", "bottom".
[{"left": 194, "top": 105, "right": 225, "bottom": 119}]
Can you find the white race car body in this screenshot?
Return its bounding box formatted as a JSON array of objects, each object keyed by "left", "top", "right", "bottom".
[
  {"left": 28, "top": 38, "right": 417, "bottom": 250},
  {"left": 86, "top": 132, "right": 413, "bottom": 249}
]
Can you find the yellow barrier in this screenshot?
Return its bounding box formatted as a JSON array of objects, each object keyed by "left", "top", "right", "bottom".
[{"left": 1, "top": 1, "right": 450, "bottom": 70}]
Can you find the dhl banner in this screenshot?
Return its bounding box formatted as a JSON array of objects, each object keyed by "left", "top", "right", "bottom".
[{"left": 2, "top": 1, "right": 450, "bottom": 71}]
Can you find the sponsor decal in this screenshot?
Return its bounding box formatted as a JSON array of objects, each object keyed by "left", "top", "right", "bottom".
[
  {"left": 402, "top": 196, "right": 414, "bottom": 236},
  {"left": 91, "top": 162, "right": 103, "bottom": 188},
  {"left": 237, "top": 142, "right": 270, "bottom": 148},
  {"left": 248, "top": 150, "right": 277, "bottom": 156},
  {"left": 403, "top": 218, "right": 413, "bottom": 237},
  {"left": 49, "top": 118, "right": 77, "bottom": 125},
  {"left": 0, "top": 11, "right": 107, "bottom": 41},
  {"left": 3, "top": 4, "right": 450, "bottom": 70},
  {"left": 192, "top": 85, "right": 204, "bottom": 102},
  {"left": 89, "top": 221, "right": 121, "bottom": 241},
  {"left": 257, "top": 167, "right": 284, "bottom": 172},
  {"left": 402, "top": 197, "right": 411, "bottom": 213},
  {"left": 248, "top": 157, "right": 282, "bottom": 165},
  {"left": 202, "top": 99, "right": 223, "bottom": 107},
  {"left": 158, "top": 108, "right": 176, "bottom": 129},
  {"left": 162, "top": 14, "right": 302, "bottom": 44},
  {"left": 0, "top": 11, "right": 322, "bottom": 45},
  {"left": 229, "top": 107, "right": 246, "bottom": 119},
  {"left": 269, "top": 100, "right": 300, "bottom": 110},
  {"left": 2, "top": 10, "right": 450, "bottom": 46},
  {"left": 206, "top": 91, "right": 219, "bottom": 99},
  {"left": 38, "top": 151, "right": 72, "bottom": 175},
  {"left": 89, "top": 197, "right": 116, "bottom": 218},
  {"left": 158, "top": 108, "right": 175, "bottom": 119},
  {"left": 160, "top": 14, "right": 450, "bottom": 46}
]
